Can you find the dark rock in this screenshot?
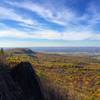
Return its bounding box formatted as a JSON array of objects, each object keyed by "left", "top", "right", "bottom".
[
  {"left": 0, "top": 62, "right": 45, "bottom": 100},
  {"left": 0, "top": 64, "right": 25, "bottom": 100}
]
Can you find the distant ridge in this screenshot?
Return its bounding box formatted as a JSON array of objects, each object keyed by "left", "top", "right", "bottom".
[{"left": 6, "top": 48, "right": 36, "bottom": 55}]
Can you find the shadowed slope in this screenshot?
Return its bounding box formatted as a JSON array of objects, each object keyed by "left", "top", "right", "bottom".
[
  {"left": 0, "top": 62, "right": 45, "bottom": 100},
  {"left": 11, "top": 62, "right": 44, "bottom": 100},
  {"left": 0, "top": 64, "right": 25, "bottom": 100}
]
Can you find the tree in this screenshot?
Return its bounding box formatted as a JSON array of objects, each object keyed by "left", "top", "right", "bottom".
[
  {"left": 0, "top": 48, "right": 4, "bottom": 55},
  {"left": 0, "top": 48, "right": 5, "bottom": 64}
]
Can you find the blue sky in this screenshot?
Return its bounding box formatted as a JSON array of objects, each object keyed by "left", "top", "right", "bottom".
[{"left": 0, "top": 0, "right": 100, "bottom": 47}]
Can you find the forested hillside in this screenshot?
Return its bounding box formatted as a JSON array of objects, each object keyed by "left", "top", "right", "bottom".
[{"left": 0, "top": 48, "right": 100, "bottom": 100}]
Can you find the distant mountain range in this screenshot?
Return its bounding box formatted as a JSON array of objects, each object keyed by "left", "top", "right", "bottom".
[
  {"left": 30, "top": 47, "right": 100, "bottom": 54},
  {"left": 2, "top": 47, "right": 100, "bottom": 55}
]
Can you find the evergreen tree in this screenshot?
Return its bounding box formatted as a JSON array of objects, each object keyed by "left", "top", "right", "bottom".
[
  {"left": 0, "top": 48, "right": 4, "bottom": 55},
  {"left": 0, "top": 48, "right": 5, "bottom": 64}
]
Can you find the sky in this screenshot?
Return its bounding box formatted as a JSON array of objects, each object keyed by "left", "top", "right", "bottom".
[{"left": 0, "top": 0, "right": 100, "bottom": 47}]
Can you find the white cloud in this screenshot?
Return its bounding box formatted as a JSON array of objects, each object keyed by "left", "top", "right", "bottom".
[
  {"left": 0, "top": 29, "right": 29, "bottom": 38},
  {"left": 62, "top": 31, "right": 92, "bottom": 40},
  {"left": 6, "top": 0, "right": 99, "bottom": 28},
  {"left": 0, "top": 0, "right": 99, "bottom": 42},
  {"left": 0, "top": 28, "right": 61, "bottom": 39},
  {"left": 6, "top": 1, "right": 75, "bottom": 25},
  {"left": 0, "top": 6, "right": 35, "bottom": 25},
  {"left": 0, "top": 26, "right": 100, "bottom": 41}
]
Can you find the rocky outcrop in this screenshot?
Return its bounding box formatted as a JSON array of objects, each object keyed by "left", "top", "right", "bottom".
[{"left": 0, "top": 62, "right": 44, "bottom": 100}]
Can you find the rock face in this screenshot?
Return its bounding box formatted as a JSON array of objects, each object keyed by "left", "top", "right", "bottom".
[{"left": 0, "top": 62, "right": 44, "bottom": 100}]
